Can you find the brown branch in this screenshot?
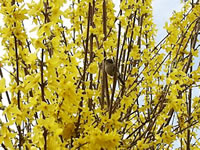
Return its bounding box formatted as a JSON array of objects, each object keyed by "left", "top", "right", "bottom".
[
  {"left": 102, "top": 0, "right": 107, "bottom": 41},
  {"left": 82, "top": 2, "right": 91, "bottom": 88},
  {"left": 88, "top": 2, "right": 95, "bottom": 110},
  {"left": 1, "top": 143, "right": 8, "bottom": 150},
  {"left": 101, "top": 0, "right": 110, "bottom": 110},
  {"left": 41, "top": 1, "right": 51, "bottom": 149},
  {"left": 75, "top": 2, "right": 91, "bottom": 139},
  {"left": 123, "top": 10, "right": 138, "bottom": 81},
  {"left": 14, "top": 32, "right": 22, "bottom": 150}
]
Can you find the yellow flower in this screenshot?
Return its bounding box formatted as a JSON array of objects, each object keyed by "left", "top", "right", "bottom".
[
  {"left": 0, "top": 78, "right": 6, "bottom": 93},
  {"left": 26, "top": 53, "right": 37, "bottom": 65},
  {"left": 32, "top": 38, "right": 46, "bottom": 49},
  {"left": 13, "top": 5, "right": 28, "bottom": 21},
  {"left": 88, "top": 128, "right": 120, "bottom": 149},
  {"left": 38, "top": 22, "right": 52, "bottom": 37},
  {"left": 0, "top": 125, "right": 16, "bottom": 149},
  {"left": 88, "top": 62, "right": 98, "bottom": 74},
  {"left": 62, "top": 123, "right": 75, "bottom": 140}
]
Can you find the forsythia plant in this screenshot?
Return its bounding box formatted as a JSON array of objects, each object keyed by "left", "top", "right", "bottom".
[{"left": 0, "top": 0, "right": 200, "bottom": 149}]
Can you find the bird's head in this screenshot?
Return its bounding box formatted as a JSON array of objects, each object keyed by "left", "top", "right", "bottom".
[{"left": 105, "top": 59, "right": 114, "bottom": 64}]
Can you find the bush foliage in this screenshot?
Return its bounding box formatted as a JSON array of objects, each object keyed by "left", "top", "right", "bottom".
[{"left": 0, "top": 0, "right": 200, "bottom": 149}]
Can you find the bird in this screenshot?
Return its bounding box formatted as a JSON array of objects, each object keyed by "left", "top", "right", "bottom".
[{"left": 104, "top": 59, "right": 125, "bottom": 85}]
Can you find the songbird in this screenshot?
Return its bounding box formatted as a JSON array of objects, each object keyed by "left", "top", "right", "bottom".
[{"left": 104, "top": 59, "right": 124, "bottom": 85}]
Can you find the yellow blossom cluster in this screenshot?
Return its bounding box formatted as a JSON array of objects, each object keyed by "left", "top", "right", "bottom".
[{"left": 0, "top": 0, "right": 199, "bottom": 149}]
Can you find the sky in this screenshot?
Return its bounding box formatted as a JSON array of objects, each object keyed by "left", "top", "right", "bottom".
[
  {"left": 113, "top": 0, "right": 184, "bottom": 42},
  {"left": 152, "top": 0, "right": 183, "bottom": 41},
  {"left": 152, "top": 1, "right": 200, "bottom": 149}
]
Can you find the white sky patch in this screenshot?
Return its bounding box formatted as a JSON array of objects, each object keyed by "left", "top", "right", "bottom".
[
  {"left": 152, "top": 0, "right": 183, "bottom": 42},
  {"left": 152, "top": 1, "right": 200, "bottom": 149}
]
